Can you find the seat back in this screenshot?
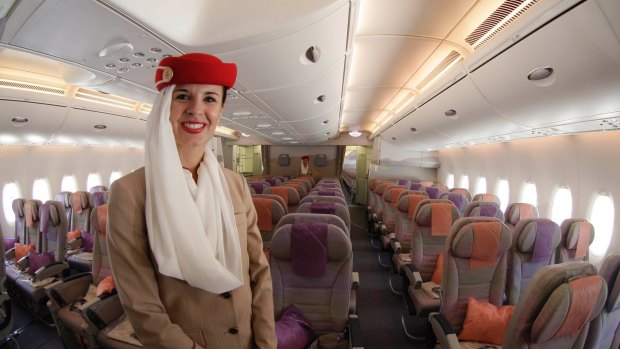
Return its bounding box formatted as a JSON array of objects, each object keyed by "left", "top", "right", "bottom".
[
  {"left": 0, "top": 224, "right": 12, "bottom": 340},
  {"left": 464, "top": 201, "right": 505, "bottom": 221},
  {"left": 394, "top": 191, "right": 429, "bottom": 252},
  {"left": 89, "top": 185, "right": 108, "bottom": 194},
  {"left": 557, "top": 219, "right": 595, "bottom": 263},
  {"left": 12, "top": 198, "right": 26, "bottom": 243},
  {"left": 275, "top": 213, "right": 348, "bottom": 236},
  {"left": 252, "top": 194, "right": 288, "bottom": 214},
  {"left": 368, "top": 180, "right": 391, "bottom": 213},
  {"left": 296, "top": 202, "right": 350, "bottom": 232},
  {"left": 248, "top": 181, "right": 270, "bottom": 194},
  {"left": 425, "top": 186, "right": 443, "bottom": 199},
  {"left": 507, "top": 218, "right": 561, "bottom": 305},
  {"left": 40, "top": 201, "right": 68, "bottom": 262},
  {"left": 281, "top": 183, "right": 308, "bottom": 199},
  {"left": 440, "top": 217, "right": 512, "bottom": 333},
  {"left": 410, "top": 199, "right": 461, "bottom": 281},
  {"left": 505, "top": 202, "right": 539, "bottom": 231},
  {"left": 23, "top": 199, "right": 43, "bottom": 251},
  {"left": 290, "top": 178, "right": 312, "bottom": 192},
  {"left": 270, "top": 223, "right": 352, "bottom": 335},
  {"left": 408, "top": 182, "right": 422, "bottom": 191},
  {"left": 263, "top": 186, "right": 300, "bottom": 208},
  {"left": 449, "top": 188, "right": 472, "bottom": 201},
  {"left": 504, "top": 262, "right": 606, "bottom": 349},
  {"left": 439, "top": 192, "right": 469, "bottom": 216},
  {"left": 90, "top": 205, "right": 112, "bottom": 285},
  {"left": 252, "top": 196, "right": 287, "bottom": 243},
  {"left": 55, "top": 191, "right": 73, "bottom": 223},
  {"left": 472, "top": 193, "right": 501, "bottom": 206},
  {"left": 585, "top": 253, "right": 620, "bottom": 349},
  {"left": 70, "top": 191, "right": 92, "bottom": 232},
  {"left": 382, "top": 186, "right": 408, "bottom": 231}
]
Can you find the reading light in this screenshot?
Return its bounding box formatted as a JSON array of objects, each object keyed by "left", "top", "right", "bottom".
[
  {"left": 445, "top": 109, "right": 458, "bottom": 119},
  {"left": 241, "top": 133, "right": 250, "bottom": 137},
  {"left": 527, "top": 66, "right": 554, "bottom": 81},
  {"left": 11, "top": 117, "right": 28, "bottom": 126},
  {"left": 348, "top": 131, "right": 362, "bottom": 137},
  {"left": 94, "top": 124, "right": 107, "bottom": 130}
]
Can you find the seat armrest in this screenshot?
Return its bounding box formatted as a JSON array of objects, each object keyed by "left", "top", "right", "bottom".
[
  {"left": 81, "top": 293, "right": 124, "bottom": 331},
  {"left": 380, "top": 224, "right": 387, "bottom": 235},
  {"left": 44, "top": 272, "right": 92, "bottom": 308},
  {"left": 403, "top": 264, "right": 422, "bottom": 289},
  {"left": 348, "top": 314, "right": 364, "bottom": 349},
  {"left": 67, "top": 237, "right": 83, "bottom": 250},
  {"left": 391, "top": 239, "right": 401, "bottom": 254},
  {"left": 351, "top": 272, "right": 360, "bottom": 291},
  {"left": 5, "top": 248, "right": 15, "bottom": 261},
  {"left": 35, "top": 261, "right": 69, "bottom": 281},
  {"left": 16, "top": 255, "right": 29, "bottom": 270},
  {"left": 429, "top": 313, "right": 459, "bottom": 349}
]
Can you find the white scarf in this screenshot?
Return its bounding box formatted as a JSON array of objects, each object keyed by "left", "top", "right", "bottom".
[
  {"left": 144, "top": 86, "right": 243, "bottom": 293},
  {"left": 300, "top": 161, "right": 309, "bottom": 175}
]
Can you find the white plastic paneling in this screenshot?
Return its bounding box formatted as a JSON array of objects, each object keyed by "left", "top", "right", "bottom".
[
  {"left": 0, "top": 100, "right": 67, "bottom": 145},
  {"left": 54, "top": 108, "right": 142, "bottom": 146}
]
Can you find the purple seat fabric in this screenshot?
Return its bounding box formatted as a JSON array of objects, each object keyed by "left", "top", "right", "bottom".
[
  {"left": 310, "top": 202, "right": 336, "bottom": 215},
  {"left": 531, "top": 220, "right": 558, "bottom": 263},
  {"left": 90, "top": 191, "right": 109, "bottom": 207},
  {"left": 4, "top": 238, "right": 16, "bottom": 252},
  {"left": 318, "top": 190, "right": 336, "bottom": 196},
  {"left": 28, "top": 251, "right": 55, "bottom": 277},
  {"left": 89, "top": 185, "right": 108, "bottom": 194},
  {"left": 250, "top": 182, "right": 264, "bottom": 194},
  {"left": 425, "top": 186, "right": 441, "bottom": 199},
  {"left": 409, "top": 182, "right": 422, "bottom": 190},
  {"left": 480, "top": 205, "right": 499, "bottom": 217},
  {"left": 397, "top": 179, "right": 409, "bottom": 185},
  {"left": 266, "top": 178, "right": 277, "bottom": 186},
  {"left": 275, "top": 305, "right": 316, "bottom": 349},
  {"left": 291, "top": 223, "right": 328, "bottom": 277}
]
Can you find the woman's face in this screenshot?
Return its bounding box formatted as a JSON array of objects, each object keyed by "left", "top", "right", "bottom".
[{"left": 169, "top": 84, "right": 224, "bottom": 151}]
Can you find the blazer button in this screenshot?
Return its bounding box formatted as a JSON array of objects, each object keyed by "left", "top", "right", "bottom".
[
  {"left": 228, "top": 328, "right": 238, "bottom": 334},
  {"left": 220, "top": 291, "right": 231, "bottom": 299}
]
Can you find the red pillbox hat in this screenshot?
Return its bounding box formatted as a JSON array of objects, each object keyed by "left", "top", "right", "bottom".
[
  {"left": 155, "top": 53, "right": 237, "bottom": 91},
  {"left": 302, "top": 155, "right": 310, "bottom": 160}
]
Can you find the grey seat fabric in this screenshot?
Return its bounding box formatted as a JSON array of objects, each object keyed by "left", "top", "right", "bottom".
[
  {"left": 390, "top": 191, "right": 429, "bottom": 273},
  {"left": 270, "top": 223, "right": 352, "bottom": 335},
  {"left": 380, "top": 186, "right": 408, "bottom": 246},
  {"left": 464, "top": 201, "right": 505, "bottom": 221},
  {"left": 12, "top": 198, "right": 26, "bottom": 243},
  {"left": 585, "top": 253, "right": 620, "bottom": 349},
  {"left": 263, "top": 186, "right": 301, "bottom": 209},
  {"left": 557, "top": 218, "right": 595, "bottom": 263},
  {"left": 0, "top": 224, "right": 13, "bottom": 343},
  {"left": 67, "top": 191, "right": 94, "bottom": 273},
  {"left": 56, "top": 191, "right": 73, "bottom": 223},
  {"left": 429, "top": 217, "right": 512, "bottom": 347},
  {"left": 275, "top": 213, "right": 348, "bottom": 236},
  {"left": 504, "top": 202, "right": 539, "bottom": 231},
  {"left": 507, "top": 218, "right": 561, "bottom": 305},
  {"left": 406, "top": 199, "right": 461, "bottom": 316},
  {"left": 472, "top": 193, "right": 501, "bottom": 206},
  {"left": 251, "top": 195, "right": 287, "bottom": 244},
  {"left": 90, "top": 191, "right": 109, "bottom": 208},
  {"left": 296, "top": 202, "right": 351, "bottom": 232},
  {"left": 504, "top": 262, "right": 607, "bottom": 349}
]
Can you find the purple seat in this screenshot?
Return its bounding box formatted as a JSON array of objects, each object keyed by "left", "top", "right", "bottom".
[
  {"left": 296, "top": 202, "right": 350, "bottom": 232},
  {"left": 585, "top": 253, "right": 620, "bottom": 348},
  {"left": 439, "top": 192, "right": 469, "bottom": 216}
]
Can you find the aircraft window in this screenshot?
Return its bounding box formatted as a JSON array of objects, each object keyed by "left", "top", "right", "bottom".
[
  {"left": 110, "top": 171, "right": 123, "bottom": 184},
  {"left": 550, "top": 186, "right": 573, "bottom": 225},
  {"left": 588, "top": 193, "right": 614, "bottom": 257},
  {"left": 61, "top": 175, "right": 78, "bottom": 192},
  {"left": 446, "top": 173, "right": 454, "bottom": 189},
  {"left": 475, "top": 177, "right": 487, "bottom": 196},
  {"left": 459, "top": 175, "right": 469, "bottom": 190},
  {"left": 496, "top": 179, "right": 510, "bottom": 212},
  {"left": 2, "top": 181, "right": 22, "bottom": 225},
  {"left": 521, "top": 182, "right": 538, "bottom": 207},
  {"left": 32, "top": 178, "right": 51, "bottom": 202},
  {"left": 87, "top": 173, "right": 103, "bottom": 192}
]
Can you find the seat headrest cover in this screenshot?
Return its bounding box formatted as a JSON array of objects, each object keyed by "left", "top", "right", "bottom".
[
  {"left": 91, "top": 191, "right": 109, "bottom": 207},
  {"left": 24, "top": 200, "right": 39, "bottom": 227},
  {"left": 479, "top": 204, "right": 499, "bottom": 217},
  {"left": 249, "top": 182, "right": 264, "bottom": 194},
  {"left": 270, "top": 187, "right": 290, "bottom": 206},
  {"left": 388, "top": 187, "right": 407, "bottom": 204},
  {"left": 452, "top": 221, "right": 510, "bottom": 267},
  {"left": 291, "top": 223, "right": 328, "bottom": 277},
  {"left": 12, "top": 198, "right": 24, "bottom": 217},
  {"left": 416, "top": 200, "right": 458, "bottom": 228},
  {"left": 443, "top": 193, "right": 465, "bottom": 211},
  {"left": 530, "top": 220, "right": 559, "bottom": 263},
  {"left": 252, "top": 198, "right": 274, "bottom": 231},
  {"left": 310, "top": 202, "right": 336, "bottom": 215},
  {"left": 318, "top": 190, "right": 335, "bottom": 196},
  {"left": 397, "top": 179, "right": 408, "bottom": 185},
  {"left": 568, "top": 221, "right": 593, "bottom": 259},
  {"left": 425, "top": 187, "right": 441, "bottom": 199},
  {"left": 518, "top": 204, "right": 535, "bottom": 220},
  {"left": 399, "top": 194, "right": 426, "bottom": 218},
  {"left": 532, "top": 275, "right": 606, "bottom": 342},
  {"left": 97, "top": 205, "right": 108, "bottom": 237},
  {"left": 55, "top": 192, "right": 71, "bottom": 207},
  {"left": 40, "top": 203, "right": 51, "bottom": 234},
  {"left": 40, "top": 202, "right": 61, "bottom": 235},
  {"left": 409, "top": 182, "right": 422, "bottom": 190},
  {"left": 431, "top": 203, "right": 454, "bottom": 236},
  {"left": 70, "top": 192, "right": 88, "bottom": 213}
]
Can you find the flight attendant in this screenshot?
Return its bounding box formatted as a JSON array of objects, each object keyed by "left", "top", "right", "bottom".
[
  {"left": 107, "top": 53, "right": 277, "bottom": 349},
  {"left": 298, "top": 155, "right": 313, "bottom": 177}
]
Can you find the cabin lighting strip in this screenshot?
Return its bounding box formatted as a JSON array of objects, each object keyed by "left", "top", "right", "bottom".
[
  {"left": 466, "top": 0, "right": 540, "bottom": 49},
  {"left": 75, "top": 88, "right": 136, "bottom": 111},
  {"left": 0, "top": 78, "right": 66, "bottom": 96},
  {"left": 416, "top": 51, "right": 462, "bottom": 92},
  {"left": 139, "top": 103, "right": 153, "bottom": 114}
]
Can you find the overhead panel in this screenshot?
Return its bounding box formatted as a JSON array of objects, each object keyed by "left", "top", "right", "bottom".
[
  {"left": 469, "top": 0, "right": 620, "bottom": 128},
  {"left": 0, "top": 100, "right": 67, "bottom": 145},
  {"left": 57, "top": 108, "right": 141, "bottom": 146}
]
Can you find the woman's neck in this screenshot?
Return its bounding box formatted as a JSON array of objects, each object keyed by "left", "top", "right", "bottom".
[{"left": 179, "top": 148, "right": 204, "bottom": 182}]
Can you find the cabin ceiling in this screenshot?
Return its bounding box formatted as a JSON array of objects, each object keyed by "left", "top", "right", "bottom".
[{"left": 0, "top": 0, "right": 619, "bottom": 149}]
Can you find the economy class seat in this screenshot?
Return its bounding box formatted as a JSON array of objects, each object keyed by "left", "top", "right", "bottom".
[
  {"left": 251, "top": 196, "right": 286, "bottom": 245},
  {"left": 8, "top": 198, "right": 26, "bottom": 247},
  {"left": 503, "top": 262, "right": 606, "bottom": 349},
  {"left": 390, "top": 191, "right": 429, "bottom": 273},
  {"left": 275, "top": 213, "right": 348, "bottom": 237},
  {"left": 408, "top": 182, "right": 423, "bottom": 191},
  {"left": 0, "top": 222, "right": 13, "bottom": 345},
  {"left": 379, "top": 185, "right": 408, "bottom": 249},
  {"left": 585, "top": 253, "right": 620, "bottom": 348},
  {"left": 90, "top": 191, "right": 109, "bottom": 208},
  {"left": 449, "top": 187, "right": 472, "bottom": 201},
  {"left": 507, "top": 218, "right": 561, "bottom": 305},
  {"left": 252, "top": 194, "right": 287, "bottom": 215},
  {"left": 248, "top": 181, "right": 269, "bottom": 194},
  {"left": 472, "top": 193, "right": 501, "bottom": 206},
  {"left": 263, "top": 186, "right": 300, "bottom": 212},
  {"left": 5, "top": 199, "right": 42, "bottom": 279},
  {"left": 67, "top": 191, "right": 94, "bottom": 273},
  {"left": 428, "top": 217, "right": 512, "bottom": 345},
  {"left": 56, "top": 191, "right": 73, "bottom": 223},
  {"left": 280, "top": 182, "right": 308, "bottom": 199},
  {"left": 425, "top": 186, "right": 443, "bottom": 200},
  {"left": 290, "top": 178, "right": 312, "bottom": 192},
  {"left": 557, "top": 218, "right": 595, "bottom": 263},
  {"left": 299, "top": 195, "right": 347, "bottom": 207},
  {"left": 439, "top": 192, "right": 469, "bottom": 216},
  {"left": 11, "top": 200, "right": 69, "bottom": 318},
  {"left": 403, "top": 200, "right": 461, "bottom": 317},
  {"left": 270, "top": 222, "right": 362, "bottom": 347},
  {"left": 89, "top": 185, "right": 108, "bottom": 194},
  {"left": 504, "top": 202, "right": 539, "bottom": 231}
]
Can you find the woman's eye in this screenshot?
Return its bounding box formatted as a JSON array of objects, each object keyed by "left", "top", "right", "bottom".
[
  {"left": 174, "top": 94, "right": 189, "bottom": 100},
  {"left": 205, "top": 96, "right": 217, "bottom": 103}
]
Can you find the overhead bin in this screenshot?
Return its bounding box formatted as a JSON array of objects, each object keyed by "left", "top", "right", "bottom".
[
  {"left": 54, "top": 108, "right": 143, "bottom": 147},
  {"left": 370, "top": 136, "right": 439, "bottom": 168},
  {"left": 0, "top": 100, "right": 67, "bottom": 145},
  {"left": 468, "top": 0, "right": 620, "bottom": 128}
]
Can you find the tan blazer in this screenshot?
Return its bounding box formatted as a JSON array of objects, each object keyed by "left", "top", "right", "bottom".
[{"left": 107, "top": 167, "right": 277, "bottom": 349}]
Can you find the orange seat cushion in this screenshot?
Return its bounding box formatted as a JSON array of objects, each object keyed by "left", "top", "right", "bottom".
[
  {"left": 458, "top": 297, "right": 515, "bottom": 345},
  {"left": 67, "top": 229, "right": 81, "bottom": 241},
  {"left": 96, "top": 275, "right": 116, "bottom": 297},
  {"left": 15, "top": 243, "right": 36, "bottom": 261}
]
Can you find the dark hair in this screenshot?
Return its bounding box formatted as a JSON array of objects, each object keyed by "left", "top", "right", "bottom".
[{"left": 222, "top": 87, "right": 228, "bottom": 105}]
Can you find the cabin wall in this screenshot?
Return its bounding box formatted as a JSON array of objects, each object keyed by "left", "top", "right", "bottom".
[
  {"left": 269, "top": 146, "right": 337, "bottom": 179},
  {"left": 437, "top": 130, "right": 620, "bottom": 264},
  {"left": 0, "top": 145, "right": 144, "bottom": 235},
  {"left": 368, "top": 165, "right": 437, "bottom": 183}
]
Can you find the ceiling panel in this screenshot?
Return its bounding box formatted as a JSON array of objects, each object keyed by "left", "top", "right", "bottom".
[
  {"left": 285, "top": 109, "right": 340, "bottom": 135},
  {"left": 343, "top": 87, "right": 399, "bottom": 114},
  {"left": 0, "top": 100, "right": 67, "bottom": 145},
  {"left": 56, "top": 108, "right": 142, "bottom": 146}
]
